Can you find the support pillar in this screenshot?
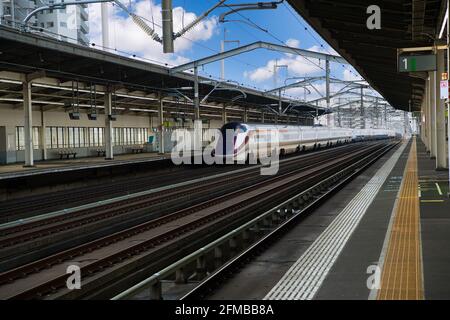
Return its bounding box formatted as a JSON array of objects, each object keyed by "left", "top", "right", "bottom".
[
  {"left": 430, "top": 72, "right": 437, "bottom": 158},
  {"left": 261, "top": 111, "right": 265, "bottom": 123},
  {"left": 104, "top": 90, "right": 114, "bottom": 160},
  {"left": 23, "top": 81, "right": 34, "bottom": 167},
  {"left": 435, "top": 48, "right": 447, "bottom": 169},
  {"left": 360, "top": 86, "right": 365, "bottom": 129},
  {"left": 426, "top": 79, "right": 432, "bottom": 152},
  {"left": 447, "top": 0, "right": 450, "bottom": 196},
  {"left": 423, "top": 92, "right": 429, "bottom": 149},
  {"left": 325, "top": 59, "right": 331, "bottom": 126},
  {"left": 101, "top": 3, "right": 110, "bottom": 49},
  {"left": 158, "top": 96, "right": 165, "bottom": 154},
  {"left": 243, "top": 107, "right": 248, "bottom": 122},
  {"left": 278, "top": 89, "right": 282, "bottom": 115},
  {"left": 222, "top": 104, "right": 227, "bottom": 124},
  {"left": 40, "top": 107, "right": 47, "bottom": 160},
  {"left": 193, "top": 65, "right": 202, "bottom": 153}
]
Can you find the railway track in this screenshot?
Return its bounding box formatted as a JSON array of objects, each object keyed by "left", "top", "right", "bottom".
[
  {"left": 0, "top": 164, "right": 234, "bottom": 223},
  {"left": 0, "top": 143, "right": 351, "bottom": 223},
  {"left": 0, "top": 141, "right": 392, "bottom": 299},
  {"left": 0, "top": 144, "right": 365, "bottom": 271},
  {"left": 179, "top": 141, "right": 399, "bottom": 301}
]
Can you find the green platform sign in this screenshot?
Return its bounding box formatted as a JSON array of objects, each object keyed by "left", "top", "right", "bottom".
[{"left": 398, "top": 54, "right": 436, "bottom": 72}]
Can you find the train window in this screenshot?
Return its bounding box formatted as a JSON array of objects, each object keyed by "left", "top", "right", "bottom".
[{"left": 220, "top": 123, "right": 247, "bottom": 135}]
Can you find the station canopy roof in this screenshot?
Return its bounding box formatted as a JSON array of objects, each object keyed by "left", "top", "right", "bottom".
[
  {"left": 287, "top": 0, "right": 446, "bottom": 111},
  {"left": 0, "top": 26, "right": 327, "bottom": 120}
]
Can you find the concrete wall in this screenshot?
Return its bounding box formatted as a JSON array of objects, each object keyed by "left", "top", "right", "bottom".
[
  {"left": 0, "top": 107, "right": 157, "bottom": 164},
  {"left": 0, "top": 105, "right": 228, "bottom": 164}
]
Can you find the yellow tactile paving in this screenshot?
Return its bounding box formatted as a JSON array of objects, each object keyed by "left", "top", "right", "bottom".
[{"left": 377, "top": 137, "right": 424, "bottom": 300}]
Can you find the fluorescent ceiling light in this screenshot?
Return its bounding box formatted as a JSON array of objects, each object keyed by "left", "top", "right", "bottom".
[{"left": 439, "top": 8, "right": 448, "bottom": 39}]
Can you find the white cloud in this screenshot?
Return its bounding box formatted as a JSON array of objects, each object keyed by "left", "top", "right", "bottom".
[
  {"left": 88, "top": 0, "right": 217, "bottom": 66},
  {"left": 307, "top": 44, "right": 339, "bottom": 56},
  {"left": 243, "top": 40, "right": 327, "bottom": 83},
  {"left": 343, "top": 69, "right": 363, "bottom": 81},
  {"left": 285, "top": 38, "right": 300, "bottom": 48}
]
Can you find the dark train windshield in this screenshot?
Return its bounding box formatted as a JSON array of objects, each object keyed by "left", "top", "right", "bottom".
[{"left": 220, "top": 123, "right": 247, "bottom": 135}]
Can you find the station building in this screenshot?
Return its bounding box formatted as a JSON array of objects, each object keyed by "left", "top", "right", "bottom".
[{"left": 0, "top": 26, "right": 322, "bottom": 165}]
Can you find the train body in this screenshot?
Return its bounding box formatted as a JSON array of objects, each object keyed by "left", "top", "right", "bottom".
[{"left": 214, "top": 122, "right": 396, "bottom": 160}]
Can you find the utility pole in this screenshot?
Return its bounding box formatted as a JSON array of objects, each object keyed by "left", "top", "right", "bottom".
[
  {"left": 220, "top": 28, "right": 240, "bottom": 80},
  {"left": 360, "top": 86, "right": 365, "bottom": 129},
  {"left": 193, "top": 63, "right": 202, "bottom": 154},
  {"left": 273, "top": 63, "right": 288, "bottom": 117},
  {"left": 273, "top": 60, "right": 278, "bottom": 89},
  {"left": 11, "top": 0, "right": 15, "bottom": 28},
  {"left": 325, "top": 58, "right": 331, "bottom": 127},
  {"left": 101, "top": 3, "right": 109, "bottom": 48},
  {"left": 162, "top": 0, "right": 174, "bottom": 53},
  {"left": 447, "top": 0, "right": 450, "bottom": 196}
]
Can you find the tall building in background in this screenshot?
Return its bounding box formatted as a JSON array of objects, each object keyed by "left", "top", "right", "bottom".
[{"left": 0, "top": 0, "right": 89, "bottom": 46}]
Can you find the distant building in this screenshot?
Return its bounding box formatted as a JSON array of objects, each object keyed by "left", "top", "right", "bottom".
[{"left": 0, "top": 0, "right": 89, "bottom": 46}]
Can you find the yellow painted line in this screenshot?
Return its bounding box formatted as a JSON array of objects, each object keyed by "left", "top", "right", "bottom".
[
  {"left": 435, "top": 183, "right": 443, "bottom": 196},
  {"left": 377, "top": 137, "right": 424, "bottom": 300}
]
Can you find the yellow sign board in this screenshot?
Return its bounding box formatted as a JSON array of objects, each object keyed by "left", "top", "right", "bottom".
[{"left": 442, "top": 72, "right": 448, "bottom": 81}]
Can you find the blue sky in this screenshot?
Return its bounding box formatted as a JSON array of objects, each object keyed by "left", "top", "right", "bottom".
[{"left": 89, "top": 0, "right": 364, "bottom": 102}]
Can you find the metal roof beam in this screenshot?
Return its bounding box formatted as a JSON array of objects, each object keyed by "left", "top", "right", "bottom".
[{"left": 170, "top": 41, "right": 348, "bottom": 74}]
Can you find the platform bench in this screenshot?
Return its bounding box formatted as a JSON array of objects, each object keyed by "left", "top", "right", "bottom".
[
  {"left": 96, "top": 149, "right": 106, "bottom": 157},
  {"left": 58, "top": 149, "right": 77, "bottom": 159},
  {"left": 131, "top": 146, "right": 144, "bottom": 154}
]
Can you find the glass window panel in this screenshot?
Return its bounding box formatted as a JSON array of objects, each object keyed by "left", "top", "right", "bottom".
[
  {"left": 46, "top": 127, "right": 51, "bottom": 149},
  {"left": 74, "top": 128, "right": 80, "bottom": 147},
  {"left": 137, "top": 128, "right": 142, "bottom": 144},
  {"left": 99, "top": 128, "right": 104, "bottom": 146},
  {"left": 89, "top": 128, "right": 94, "bottom": 146},
  {"left": 57, "top": 127, "right": 64, "bottom": 148},
  {"left": 16, "top": 127, "right": 24, "bottom": 151},
  {"left": 79, "top": 128, "right": 85, "bottom": 147},
  {"left": 33, "top": 127, "right": 39, "bottom": 149},
  {"left": 51, "top": 127, "right": 58, "bottom": 149},
  {"left": 93, "top": 128, "right": 99, "bottom": 146},
  {"left": 68, "top": 128, "right": 74, "bottom": 148}
]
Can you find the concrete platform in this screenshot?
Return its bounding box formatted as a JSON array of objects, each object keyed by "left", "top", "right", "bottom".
[
  {"left": 208, "top": 137, "right": 450, "bottom": 300},
  {"left": 417, "top": 140, "right": 450, "bottom": 299},
  {"left": 0, "top": 152, "right": 170, "bottom": 180},
  {"left": 207, "top": 140, "right": 410, "bottom": 300},
  {"left": 316, "top": 138, "right": 450, "bottom": 300}
]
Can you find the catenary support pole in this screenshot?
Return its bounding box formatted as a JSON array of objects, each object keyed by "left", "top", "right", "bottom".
[
  {"left": 447, "top": 0, "right": 450, "bottom": 196},
  {"left": 435, "top": 48, "right": 447, "bottom": 169},
  {"left": 101, "top": 3, "right": 109, "bottom": 48},
  {"left": 104, "top": 89, "right": 114, "bottom": 160},
  {"left": 23, "top": 81, "right": 33, "bottom": 167},
  {"left": 430, "top": 71, "right": 437, "bottom": 158},
  {"left": 162, "top": 0, "right": 174, "bottom": 53},
  {"left": 158, "top": 95, "right": 164, "bottom": 154}
]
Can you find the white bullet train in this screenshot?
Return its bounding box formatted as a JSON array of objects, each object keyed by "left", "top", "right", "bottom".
[{"left": 214, "top": 122, "right": 397, "bottom": 160}]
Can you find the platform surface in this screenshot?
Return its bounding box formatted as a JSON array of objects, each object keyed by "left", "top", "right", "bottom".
[
  {"left": 208, "top": 140, "right": 410, "bottom": 300},
  {"left": 0, "top": 152, "right": 171, "bottom": 179},
  {"left": 209, "top": 137, "right": 450, "bottom": 300}
]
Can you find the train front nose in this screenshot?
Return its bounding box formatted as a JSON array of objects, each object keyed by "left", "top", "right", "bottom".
[{"left": 215, "top": 131, "right": 236, "bottom": 157}]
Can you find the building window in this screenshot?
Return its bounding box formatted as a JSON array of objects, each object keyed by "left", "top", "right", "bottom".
[
  {"left": 46, "top": 22, "right": 54, "bottom": 28},
  {"left": 34, "top": 126, "right": 149, "bottom": 150},
  {"left": 16, "top": 127, "right": 40, "bottom": 150},
  {"left": 60, "top": 22, "right": 67, "bottom": 28}
]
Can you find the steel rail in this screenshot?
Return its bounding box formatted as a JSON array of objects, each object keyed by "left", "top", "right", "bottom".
[
  {"left": 0, "top": 143, "right": 384, "bottom": 299},
  {"left": 0, "top": 144, "right": 361, "bottom": 247},
  {"left": 179, "top": 142, "right": 398, "bottom": 300}
]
